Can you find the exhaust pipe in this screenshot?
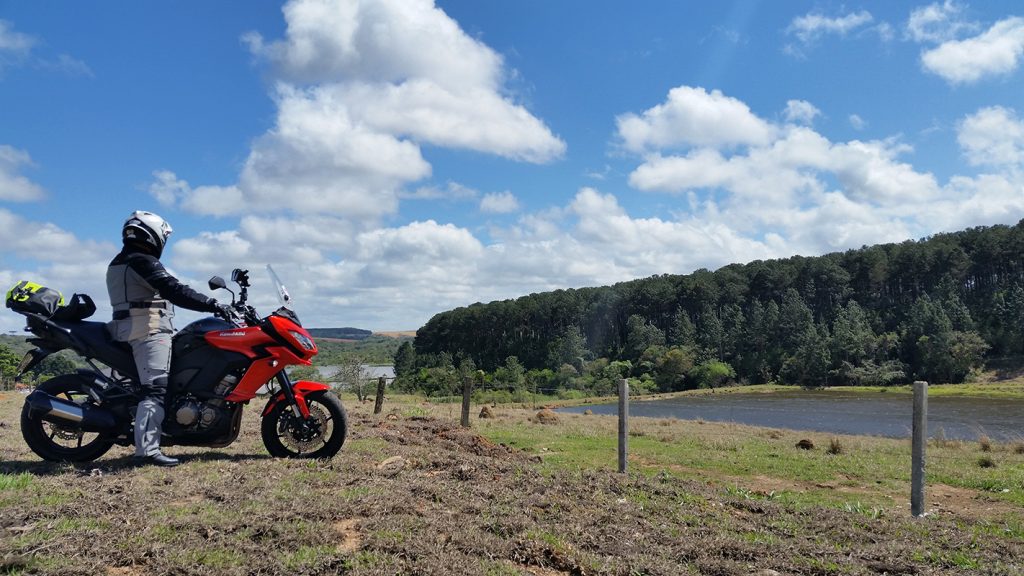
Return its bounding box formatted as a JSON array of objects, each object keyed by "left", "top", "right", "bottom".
[{"left": 25, "top": 390, "right": 116, "bottom": 432}]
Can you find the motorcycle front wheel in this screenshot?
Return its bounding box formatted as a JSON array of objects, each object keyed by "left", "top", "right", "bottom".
[
  {"left": 21, "top": 375, "right": 116, "bottom": 463},
  {"left": 261, "top": 390, "right": 347, "bottom": 458}
]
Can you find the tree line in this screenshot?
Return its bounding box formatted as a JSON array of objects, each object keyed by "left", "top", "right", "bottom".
[{"left": 400, "top": 220, "right": 1024, "bottom": 397}]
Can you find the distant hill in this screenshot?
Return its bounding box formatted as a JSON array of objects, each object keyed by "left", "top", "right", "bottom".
[
  {"left": 374, "top": 331, "right": 417, "bottom": 339},
  {"left": 306, "top": 327, "right": 373, "bottom": 340},
  {"left": 0, "top": 334, "right": 35, "bottom": 357}
]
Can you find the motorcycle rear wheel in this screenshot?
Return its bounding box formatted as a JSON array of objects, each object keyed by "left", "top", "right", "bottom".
[
  {"left": 261, "top": 390, "right": 347, "bottom": 458},
  {"left": 21, "top": 375, "right": 116, "bottom": 463}
]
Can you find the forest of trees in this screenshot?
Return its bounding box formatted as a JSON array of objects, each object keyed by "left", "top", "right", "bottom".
[{"left": 400, "top": 221, "right": 1024, "bottom": 398}]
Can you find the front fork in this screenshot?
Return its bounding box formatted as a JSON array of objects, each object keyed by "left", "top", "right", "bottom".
[
  {"left": 260, "top": 373, "right": 331, "bottom": 420},
  {"left": 276, "top": 371, "right": 309, "bottom": 419}
]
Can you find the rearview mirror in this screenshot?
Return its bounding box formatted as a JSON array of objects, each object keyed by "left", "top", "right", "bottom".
[{"left": 208, "top": 276, "right": 227, "bottom": 291}]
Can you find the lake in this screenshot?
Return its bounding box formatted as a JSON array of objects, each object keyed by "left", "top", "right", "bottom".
[{"left": 558, "top": 390, "right": 1023, "bottom": 442}]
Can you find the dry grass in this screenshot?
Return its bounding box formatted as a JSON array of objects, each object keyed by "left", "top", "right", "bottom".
[{"left": 1, "top": 393, "right": 1022, "bottom": 575}]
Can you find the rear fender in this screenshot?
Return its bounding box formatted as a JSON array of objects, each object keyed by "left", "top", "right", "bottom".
[
  {"left": 17, "top": 347, "right": 54, "bottom": 377},
  {"left": 261, "top": 380, "right": 331, "bottom": 418}
]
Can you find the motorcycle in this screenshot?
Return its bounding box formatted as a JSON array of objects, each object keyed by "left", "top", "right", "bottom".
[{"left": 12, "top": 267, "right": 347, "bottom": 463}]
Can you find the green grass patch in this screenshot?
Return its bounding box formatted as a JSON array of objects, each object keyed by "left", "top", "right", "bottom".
[
  {"left": 476, "top": 407, "right": 1024, "bottom": 514},
  {"left": 283, "top": 544, "right": 338, "bottom": 571},
  {"left": 0, "top": 472, "right": 33, "bottom": 491},
  {"left": 340, "top": 550, "right": 390, "bottom": 571}
]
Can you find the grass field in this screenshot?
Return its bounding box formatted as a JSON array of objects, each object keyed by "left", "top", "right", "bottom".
[{"left": 1, "top": 387, "right": 1022, "bottom": 575}]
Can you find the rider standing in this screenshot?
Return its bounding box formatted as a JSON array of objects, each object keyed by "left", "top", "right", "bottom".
[{"left": 106, "top": 211, "right": 228, "bottom": 467}]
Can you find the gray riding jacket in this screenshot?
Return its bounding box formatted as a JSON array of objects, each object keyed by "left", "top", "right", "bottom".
[{"left": 106, "top": 246, "right": 219, "bottom": 342}]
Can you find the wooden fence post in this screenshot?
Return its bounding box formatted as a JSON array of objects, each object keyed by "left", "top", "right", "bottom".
[
  {"left": 460, "top": 372, "right": 473, "bottom": 428},
  {"left": 911, "top": 380, "right": 928, "bottom": 517},
  {"left": 618, "top": 378, "right": 629, "bottom": 473},
  {"left": 373, "top": 376, "right": 386, "bottom": 415}
]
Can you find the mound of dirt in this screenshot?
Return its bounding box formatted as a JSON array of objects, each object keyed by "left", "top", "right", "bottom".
[{"left": 533, "top": 409, "right": 559, "bottom": 424}]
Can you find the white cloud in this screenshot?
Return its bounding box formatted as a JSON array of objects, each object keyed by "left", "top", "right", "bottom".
[
  {"left": 148, "top": 170, "right": 189, "bottom": 207},
  {"left": 148, "top": 170, "right": 245, "bottom": 217},
  {"left": 354, "top": 220, "right": 483, "bottom": 281},
  {"left": 245, "top": 0, "right": 499, "bottom": 91},
  {"left": 958, "top": 106, "right": 1024, "bottom": 167},
  {"left": 0, "top": 20, "right": 89, "bottom": 77},
  {"left": 921, "top": 17, "right": 1024, "bottom": 84},
  {"left": 784, "top": 99, "right": 821, "bottom": 125},
  {"left": 625, "top": 87, "right": 942, "bottom": 209},
  {"left": 906, "top": 0, "right": 977, "bottom": 43},
  {"left": 849, "top": 114, "right": 867, "bottom": 130},
  {"left": 244, "top": 0, "right": 563, "bottom": 158},
  {"left": 169, "top": 0, "right": 564, "bottom": 222},
  {"left": 335, "top": 80, "right": 564, "bottom": 163},
  {"left": 480, "top": 191, "right": 520, "bottom": 214},
  {"left": 875, "top": 22, "right": 896, "bottom": 43},
  {"left": 0, "top": 19, "right": 34, "bottom": 59},
  {"left": 403, "top": 181, "right": 479, "bottom": 201},
  {"left": 829, "top": 139, "right": 940, "bottom": 204},
  {"left": 616, "top": 86, "right": 774, "bottom": 152},
  {"left": 172, "top": 230, "right": 255, "bottom": 273},
  {"left": 0, "top": 145, "right": 46, "bottom": 201},
  {"left": 935, "top": 173, "right": 1024, "bottom": 232},
  {"left": 786, "top": 10, "right": 874, "bottom": 44},
  {"left": 236, "top": 84, "right": 427, "bottom": 218},
  {"left": 620, "top": 87, "right": 1024, "bottom": 263},
  {"left": 0, "top": 209, "right": 112, "bottom": 265},
  {"left": 39, "top": 53, "right": 93, "bottom": 77}
]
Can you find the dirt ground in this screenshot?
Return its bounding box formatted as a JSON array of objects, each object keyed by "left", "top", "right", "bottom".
[{"left": 1, "top": 393, "right": 1022, "bottom": 575}]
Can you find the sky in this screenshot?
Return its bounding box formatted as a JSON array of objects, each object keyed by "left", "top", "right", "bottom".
[{"left": 1, "top": 0, "right": 1023, "bottom": 333}]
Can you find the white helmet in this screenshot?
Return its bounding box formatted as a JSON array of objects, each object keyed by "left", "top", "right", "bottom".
[{"left": 122, "top": 210, "right": 173, "bottom": 257}]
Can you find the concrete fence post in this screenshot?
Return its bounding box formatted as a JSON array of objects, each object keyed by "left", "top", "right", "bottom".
[
  {"left": 618, "top": 378, "right": 629, "bottom": 473},
  {"left": 911, "top": 380, "right": 928, "bottom": 517}
]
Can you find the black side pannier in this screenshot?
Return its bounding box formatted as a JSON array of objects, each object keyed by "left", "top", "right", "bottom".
[{"left": 6, "top": 281, "right": 96, "bottom": 321}]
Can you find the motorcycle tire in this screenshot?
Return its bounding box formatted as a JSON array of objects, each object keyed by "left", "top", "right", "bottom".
[
  {"left": 21, "top": 374, "right": 116, "bottom": 463},
  {"left": 261, "top": 390, "right": 348, "bottom": 458}
]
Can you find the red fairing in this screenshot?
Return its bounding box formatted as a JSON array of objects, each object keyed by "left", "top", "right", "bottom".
[
  {"left": 261, "top": 380, "right": 331, "bottom": 418},
  {"left": 265, "top": 315, "right": 318, "bottom": 359},
  {"left": 204, "top": 325, "right": 272, "bottom": 358},
  {"left": 204, "top": 314, "right": 318, "bottom": 402}
]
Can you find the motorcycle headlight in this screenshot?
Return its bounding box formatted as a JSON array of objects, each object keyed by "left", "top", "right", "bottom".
[{"left": 289, "top": 330, "right": 316, "bottom": 351}]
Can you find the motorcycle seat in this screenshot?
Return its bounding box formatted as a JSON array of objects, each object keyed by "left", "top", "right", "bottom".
[{"left": 57, "top": 319, "right": 137, "bottom": 378}]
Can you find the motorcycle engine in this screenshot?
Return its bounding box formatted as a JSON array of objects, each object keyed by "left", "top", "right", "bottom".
[{"left": 174, "top": 398, "right": 223, "bottom": 430}]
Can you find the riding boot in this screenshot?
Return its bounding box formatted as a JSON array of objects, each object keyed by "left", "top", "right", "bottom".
[{"left": 134, "top": 398, "right": 165, "bottom": 457}]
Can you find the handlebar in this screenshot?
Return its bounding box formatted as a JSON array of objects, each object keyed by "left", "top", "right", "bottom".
[{"left": 216, "top": 302, "right": 261, "bottom": 327}]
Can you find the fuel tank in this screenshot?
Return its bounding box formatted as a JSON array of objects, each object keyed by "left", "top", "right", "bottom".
[{"left": 170, "top": 317, "right": 250, "bottom": 398}]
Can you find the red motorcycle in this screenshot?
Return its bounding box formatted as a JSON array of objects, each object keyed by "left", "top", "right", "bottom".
[{"left": 12, "top": 267, "right": 347, "bottom": 462}]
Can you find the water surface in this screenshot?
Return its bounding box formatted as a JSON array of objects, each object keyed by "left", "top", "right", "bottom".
[{"left": 559, "top": 390, "right": 1023, "bottom": 441}]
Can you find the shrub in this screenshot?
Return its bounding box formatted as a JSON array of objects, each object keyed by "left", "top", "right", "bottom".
[
  {"left": 827, "top": 437, "right": 843, "bottom": 455},
  {"left": 978, "top": 435, "right": 992, "bottom": 453},
  {"left": 688, "top": 361, "right": 736, "bottom": 389},
  {"left": 977, "top": 456, "right": 996, "bottom": 468}
]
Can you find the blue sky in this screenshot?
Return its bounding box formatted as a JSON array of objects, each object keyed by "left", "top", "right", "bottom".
[{"left": 1, "top": 1, "right": 1023, "bottom": 332}]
